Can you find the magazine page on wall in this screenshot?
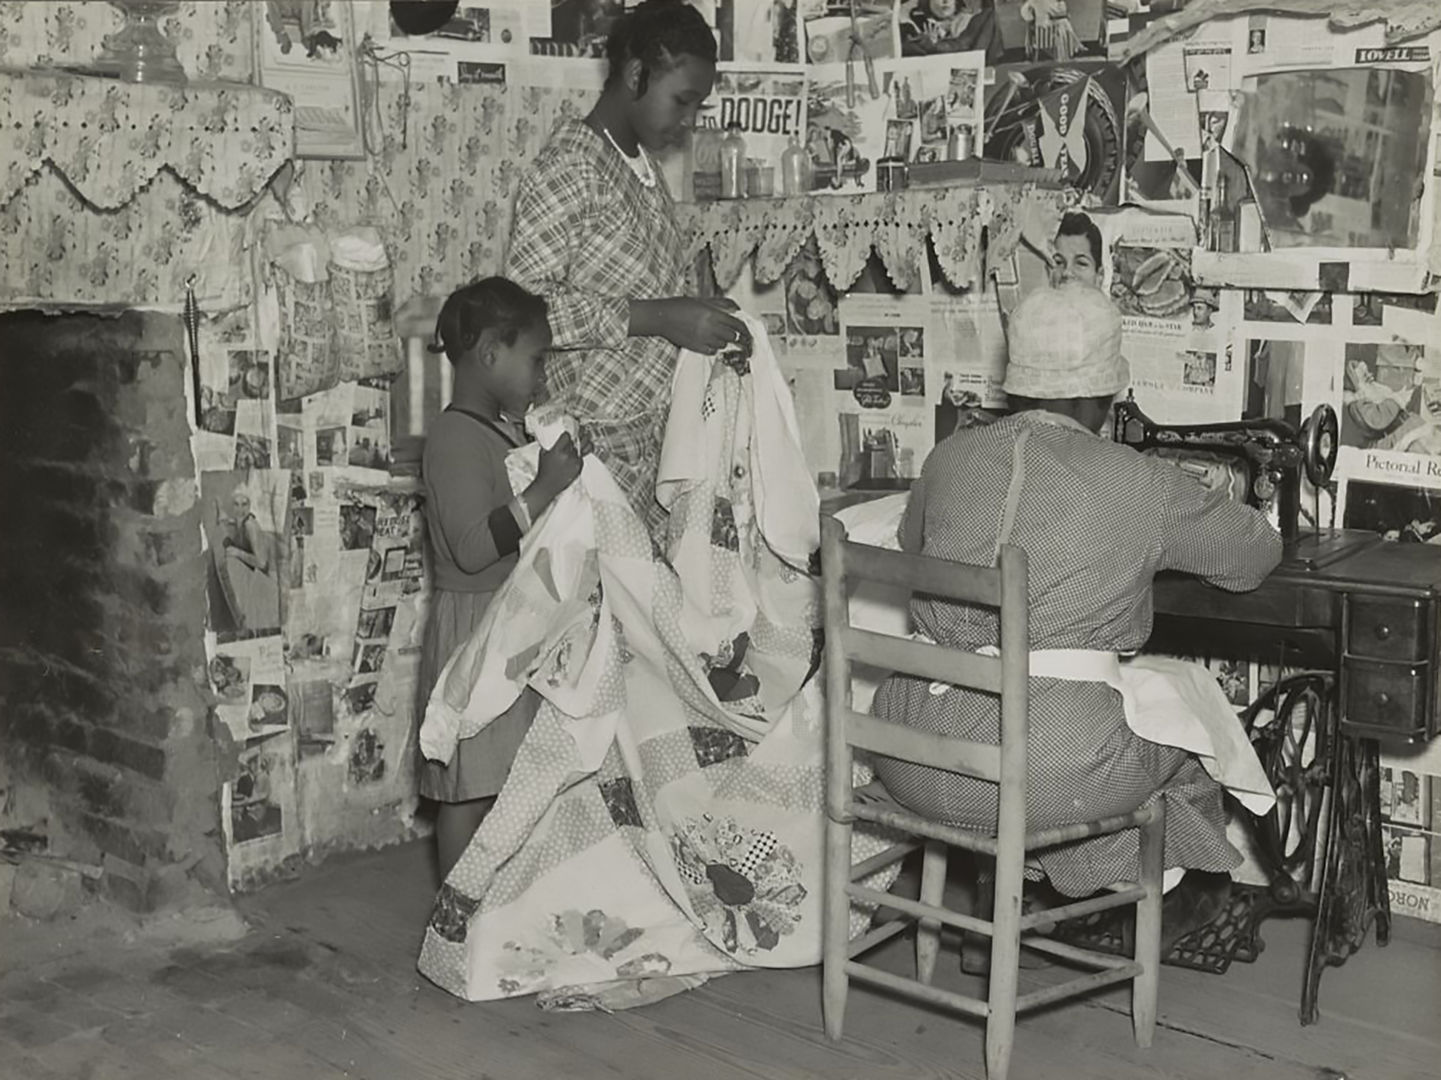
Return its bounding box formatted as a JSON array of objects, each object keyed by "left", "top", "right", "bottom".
[
  {"left": 835, "top": 293, "right": 934, "bottom": 487},
  {"left": 702, "top": 62, "right": 808, "bottom": 197},
  {"left": 1334, "top": 335, "right": 1441, "bottom": 487},
  {"left": 804, "top": 51, "right": 984, "bottom": 195},
  {"left": 1098, "top": 207, "right": 1246, "bottom": 424},
  {"left": 985, "top": 55, "right": 1128, "bottom": 203},
  {"left": 717, "top": 0, "right": 801, "bottom": 64},
  {"left": 1374, "top": 738, "right": 1441, "bottom": 924}
]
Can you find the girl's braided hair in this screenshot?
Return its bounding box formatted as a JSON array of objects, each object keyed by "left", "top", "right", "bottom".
[{"left": 428, "top": 277, "right": 548, "bottom": 362}]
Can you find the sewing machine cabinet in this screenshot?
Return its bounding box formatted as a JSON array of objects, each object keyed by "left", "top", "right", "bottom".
[
  {"left": 1149, "top": 528, "right": 1441, "bottom": 1022},
  {"left": 1152, "top": 531, "right": 1441, "bottom": 744}
]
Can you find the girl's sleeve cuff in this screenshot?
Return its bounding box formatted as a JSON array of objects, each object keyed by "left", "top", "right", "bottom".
[{"left": 486, "top": 499, "right": 530, "bottom": 557}]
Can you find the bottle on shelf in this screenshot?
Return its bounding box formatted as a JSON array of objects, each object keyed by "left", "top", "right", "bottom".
[
  {"left": 690, "top": 124, "right": 722, "bottom": 202},
  {"left": 720, "top": 122, "right": 747, "bottom": 200},
  {"left": 1213, "top": 174, "right": 1236, "bottom": 253},
  {"left": 781, "top": 133, "right": 810, "bottom": 197}
]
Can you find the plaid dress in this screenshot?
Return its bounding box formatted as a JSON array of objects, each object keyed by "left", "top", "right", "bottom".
[
  {"left": 506, "top": 119, "right": 687, "bottom": 535},
  {"left": 872, "top": 410, "right": 1284, "bottom": 896}
]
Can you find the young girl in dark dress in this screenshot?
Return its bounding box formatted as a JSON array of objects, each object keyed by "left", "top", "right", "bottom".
[{"left": 417, "top": 277, "right": 581, "bottom": 876}]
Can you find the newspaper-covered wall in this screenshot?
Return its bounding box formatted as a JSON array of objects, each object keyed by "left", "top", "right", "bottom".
[
  {"left": 1380, "top": 740, "right": 1441, "bottom": 924},
  {"left": 1101, "top": 208, "right": 1246, "bottom": 424},
  {"left": 191, "top": 294, "right": 426, "bottom": 887}
]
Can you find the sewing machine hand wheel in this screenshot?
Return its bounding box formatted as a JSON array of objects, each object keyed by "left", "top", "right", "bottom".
[{"left": 1302, "top": 404, "right": 1339, "bottom": 488}]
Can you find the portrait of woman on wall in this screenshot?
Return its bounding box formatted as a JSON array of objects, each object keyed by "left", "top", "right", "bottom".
[
  {"left": 202, "top": 473, "right": 284, "bottom": 642},
  {"left": 900, "top": 0, "right": 1001, "bottom": 61}
]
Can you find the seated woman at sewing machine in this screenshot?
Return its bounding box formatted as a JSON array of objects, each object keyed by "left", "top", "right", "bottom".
[{"left": 872, "top": 283, "right": 1284, "bottom": 956}]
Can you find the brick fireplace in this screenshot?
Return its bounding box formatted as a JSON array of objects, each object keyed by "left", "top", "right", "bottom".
[{"left": 0, "top": 309, "right": 226, "bottom": 911}]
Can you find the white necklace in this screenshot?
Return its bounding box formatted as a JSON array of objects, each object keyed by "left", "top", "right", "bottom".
[{"left": 601, "top": 126, "right": 656, "bottom": 189}]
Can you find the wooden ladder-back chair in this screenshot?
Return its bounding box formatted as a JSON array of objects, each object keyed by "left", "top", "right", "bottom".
[{"left": 819, "top": 516, "right": 1166, "bottom": 1080}]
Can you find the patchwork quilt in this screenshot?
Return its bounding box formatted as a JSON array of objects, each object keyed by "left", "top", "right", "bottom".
[{"left": 417, "top": 321, "right": 895, "bottom": 1006}]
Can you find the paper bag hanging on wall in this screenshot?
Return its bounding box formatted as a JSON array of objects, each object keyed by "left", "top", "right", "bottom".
[
  {"left": 330, "top": 227, "right": 403, "bottom": 384},
  {"left": 272, "top": 237, "right": 340, "bottom": 401}
]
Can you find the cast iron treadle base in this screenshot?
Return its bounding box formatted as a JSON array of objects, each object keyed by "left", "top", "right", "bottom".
[{"left": 1051, "top": 885, "right": 1311, "bottom": 975}]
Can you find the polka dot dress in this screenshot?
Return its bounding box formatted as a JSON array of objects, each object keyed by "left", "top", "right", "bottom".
[{"left": 873, "top": 411, "right": 1283, "bottom": 897}]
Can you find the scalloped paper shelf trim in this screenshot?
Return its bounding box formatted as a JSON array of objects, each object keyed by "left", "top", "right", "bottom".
[{"left": 676, "top": 185, "right": 1077, "bottom": 293}]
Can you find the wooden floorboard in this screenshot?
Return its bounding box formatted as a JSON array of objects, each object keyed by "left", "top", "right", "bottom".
[
  {"left": 706, "top": 948, "right": 1307, "bottom": 1080},
  {"left": 232, "top": 839, "right": 1438, "bottom": 1080},
  {"left": 1086, "top": 914, "right": 1441, "bottom": 1080},
  {"left": 7, "top": 835, "right": 1434, "bottom": 1079}
]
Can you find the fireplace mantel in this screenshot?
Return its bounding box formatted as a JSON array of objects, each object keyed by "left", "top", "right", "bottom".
[{"left": 0, "top": 68, "right": 296, "bottom": 312}]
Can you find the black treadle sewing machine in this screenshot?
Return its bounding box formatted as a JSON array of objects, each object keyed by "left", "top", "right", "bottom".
[
  {"left": 1104, "top": 391, "right": 1441, "bottom": 1023},
  {"left": 1112, "top": 393, "right": 1370, "bottom": 566}
]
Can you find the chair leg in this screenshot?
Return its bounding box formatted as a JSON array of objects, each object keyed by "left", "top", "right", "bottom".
[
  {"left": 916, "top": 840, "right": 947, "bottom": 985},
  {"left": 822, "top": 813, "right": 852, "bottom": 1041},
  {"left": 1132, "top": 801, "right": 1167, "bottom": 1049},
  {"left": 985, "top": 857, "right": 1022, "bottom": 1080},
  {"left": 985, "top": 1017, "right": 1016, "bottom": 1080}
]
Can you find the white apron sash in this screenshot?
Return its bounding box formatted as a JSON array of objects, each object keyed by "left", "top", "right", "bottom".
[{"left": 926, "top": 644, "right": 1276, "bottom": 816}]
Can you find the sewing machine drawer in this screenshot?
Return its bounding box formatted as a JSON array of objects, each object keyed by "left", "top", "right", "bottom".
[
  {"left": 1341, "top": 658, "right": 1429, "bottom": 738},
  {"left": 1345, "top": 595, "right": 1430, "bottom": 662}
]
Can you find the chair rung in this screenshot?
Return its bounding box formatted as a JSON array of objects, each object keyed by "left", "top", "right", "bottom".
[
  {"left": 1014, "top": 962, "right": 1142, "bottom": 1013},
  {"left": 847, "top": 916, "right": 912, "bottom": 958},
  {"left": 1021, "top": 934, "right": 1137, "bottom": 970},
  {"left": 846, "top": 883, "right": 991, "bottom": 938},
  {"left": 849, "top": 802, "right": 999, "bottom": 856},
  {"left": 849, "top": 840, "right": 922, "bottom": 882},
  {"left": 1025, "top": 806, "right": 1156, "bottom": 849},
  {"left": 1018, "top": 884, "right": 1147, "bottom": 931},
  {"left": 844, "top": 960, "right": 990, "bottom": 1020},
  {"left": 840, "top": 539, "right": 1002, "bottom": 607},
  {"left": 843, "top": 628, "right": 1004, "bottom": 695},
  {"left": 845, "top": 708, "right": 1001, "bottom": 781}
]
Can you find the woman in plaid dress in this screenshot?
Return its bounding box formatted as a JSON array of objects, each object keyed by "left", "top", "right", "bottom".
[
  {"left": 873, "top": 284, "right": 1283, "bottom": 946},
  {"left": 506, "top": 0, "right": 751, "bottom": 535}
]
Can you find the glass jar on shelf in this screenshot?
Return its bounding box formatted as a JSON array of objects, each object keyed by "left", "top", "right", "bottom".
[
  {"left": 781, "top": 134, "right": 810, "bottom": 197},
  {"left": 720, "top": 122, "right": 748, "bottom": 200},
  {"left": 690, "top": 125, "right": 723, "bottom": 203}
]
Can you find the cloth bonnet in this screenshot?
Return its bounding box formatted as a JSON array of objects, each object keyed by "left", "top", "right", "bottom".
[{"left": 1002, "top": 282, "right": 1129, "bottom": 399}]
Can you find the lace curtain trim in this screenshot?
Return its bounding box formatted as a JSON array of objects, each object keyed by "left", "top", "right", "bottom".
[
  {"left": 0, "top": 69, "right": 294, "bottom": 211},
  {"left": 675, "top": 185, "right": 1076, "bottom": 293}
]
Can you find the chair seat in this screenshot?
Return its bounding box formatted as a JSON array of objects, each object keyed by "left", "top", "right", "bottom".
[{"left": 852, "top": 780, "right": 1048, "bottom": 876}]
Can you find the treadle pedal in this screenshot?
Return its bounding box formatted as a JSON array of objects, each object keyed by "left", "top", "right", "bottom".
[{"left": 1051, "top": 887, "right": 1268, "bottom": 975}]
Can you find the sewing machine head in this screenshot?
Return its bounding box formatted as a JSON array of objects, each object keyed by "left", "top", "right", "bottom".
[{"left": 1112, "top": 393, "right": 1339, "bottom": 542}]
